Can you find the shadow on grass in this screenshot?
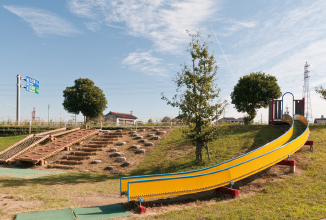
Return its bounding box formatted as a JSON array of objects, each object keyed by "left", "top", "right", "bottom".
[
  {"left": 243, "top": 125, "right": 286, "bottom": 153},
  {"left": 129, "top": 159, "right": 203, "bottom": 176},
  {"left": 0, "top": 171, "right": 124, "bottom": 187},
  {"left": 122, "top": 188, "right": 233, "bottom": 214}
]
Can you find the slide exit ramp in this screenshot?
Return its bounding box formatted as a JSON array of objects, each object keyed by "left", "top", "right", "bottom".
[{"left": 121, "top": 114, "right": 309, "bottom": 201}]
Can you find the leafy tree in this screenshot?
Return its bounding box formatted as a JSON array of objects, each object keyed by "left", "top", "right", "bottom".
[
  {"left": 148, "top": 118, "right": 153, "bottom": 123},
  {"left": 162, "top": 116, "right": 172, "bottom": 122},
  {"left": 315, "top": 86, "right": 326, "bottom": 100},
  {"left": 63, "top": 78, "right": 107, "bottom": 122},
  {"left": 231, "top": 72, "right": 281, "bottom": 124},
  {"left": 162, "top": 30, "right": 227, "bottom": 162}
]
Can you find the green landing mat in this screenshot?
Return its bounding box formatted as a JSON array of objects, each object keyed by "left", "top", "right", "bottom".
[
  {"left": 15, "top": 208, "right": 75, "bottom": 220},
  {"left": 73, "top": 204, "right": 132, "bottom": 220},
  {"left": 0, "top": 168, "right": 65, "bottom": 179}
]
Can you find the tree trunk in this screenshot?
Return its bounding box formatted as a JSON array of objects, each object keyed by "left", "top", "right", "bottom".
[
  {"left": 205, "top": 141, "right": 211, "bottom": 160},
  {"left": 196, "top": 142, "right": 202, "bottom": 162}
]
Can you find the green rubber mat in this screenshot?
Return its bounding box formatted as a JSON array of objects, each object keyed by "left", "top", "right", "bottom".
[
  {"left": 0, "top": 168, "right": 65, "bottom": 179},
  {"left": 73, "top": 204, "right": 132, "bottom": 220},
  {"left": 15, "top": 208, "right": 75, "bottom": 220}
]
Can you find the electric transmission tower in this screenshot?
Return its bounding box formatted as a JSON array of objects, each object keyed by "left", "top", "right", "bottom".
[{"left": 303, "top": 62, "right": 312, "bottom": 121}]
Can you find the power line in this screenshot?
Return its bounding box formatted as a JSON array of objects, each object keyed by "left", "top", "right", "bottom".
[
  {"left": 0, "top": 102, "right": 15, "bottom": 107},
  {"left": 209, "top": 23, "right": 236, "bottom": 82}
]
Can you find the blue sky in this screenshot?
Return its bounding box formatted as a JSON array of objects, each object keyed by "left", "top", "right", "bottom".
[{"left": 1, "top": 0, "right": 326, "bottom": 123}]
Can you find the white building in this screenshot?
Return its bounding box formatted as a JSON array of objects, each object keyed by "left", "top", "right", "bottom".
[
  {"left": 217, "top": 117, "right": 244, "bottom": 124},
  {"left": 105, "top": 111, "right": 138, "bottom": 125}
]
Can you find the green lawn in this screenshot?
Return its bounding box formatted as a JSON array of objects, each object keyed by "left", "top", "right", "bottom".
[{"left": 0, "top": 135, "right": 28, "bottom": 151}]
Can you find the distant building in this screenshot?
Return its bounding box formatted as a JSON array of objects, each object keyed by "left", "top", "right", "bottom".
[
  {"left": 173, "top": 114, "right": 184, "bottom": 122},
  {"left": 217, "top": 117, "right": 244, "bottom": 124},
  {"left": 314, "top": 115, "right": 326, "bottom": 124},
  {"left": 105, "top": 111, "right": 138, "bottom": 125}
]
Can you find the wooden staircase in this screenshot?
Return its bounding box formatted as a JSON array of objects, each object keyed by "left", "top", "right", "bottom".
[{"left": 48, "top": 131, "right": 125, "bottom": 169}]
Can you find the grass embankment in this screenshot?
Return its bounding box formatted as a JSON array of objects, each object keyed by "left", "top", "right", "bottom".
[
  {"left": 0, "top": 135, "right": 28, "bottom": 152},
  {"left": 131, "top": 125, "right": 285, "bottom": 175},
  {"left": 135, "top": 125, "right": 326, "bottom": 220}
]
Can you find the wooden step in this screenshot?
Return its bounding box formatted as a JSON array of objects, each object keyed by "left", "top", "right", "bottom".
[
  {"left": 48, "top": 164, "right": 75, "bottom": 169},
  {"left": 56, "top": 160, "right": 83, "bottom": 165},
  {"left": 63, "top": 155, "right": 90, "bottom": 160},
  {"left": 104, "top": 133, "right": 124, "bottom": 136},
  {"left": 89, "top": 141, "right": 109, "bottom": 145},
  {"left": 70, "top": 151, "right": 97, "bottom": 156},
  {"left": 78, "top": 147, "right": 103, "bottom": 152},
  {"left": 98, "top": 138, "right": 118, "bottom": 141},
  {"left": 83, "top": 144, "right": 107, "bottom": 148},
  {"left": 100, "top": 136, "right": 119, "bottom": 139}
]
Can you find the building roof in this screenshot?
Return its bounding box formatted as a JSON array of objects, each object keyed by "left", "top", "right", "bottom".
[
  {"left": 107, "top": 111, "right": 138, "bottom": 119},
  {"left": 314, "top": 119, "right": 326, "bottom": 124},
  {"left": 218, "top": 117, "right": 244, "bottom": 122},
  {"left": 224, "top": 117, "right": 236, "bottom": 120}
]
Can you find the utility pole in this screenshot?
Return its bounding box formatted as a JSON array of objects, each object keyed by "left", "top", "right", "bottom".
[
  {"left": 302, "top": 62, "right": 312, "bottom": 122},
  {"left": 48, "top": 104, "right": 50, "bottom": 124},
  {"left": 16, "top": 75, "right": 26, "bottom": 125}
]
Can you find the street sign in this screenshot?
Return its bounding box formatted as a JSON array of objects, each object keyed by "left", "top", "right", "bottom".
[{"left": 26, "top": 76, "right": 39, "bottom": 94}]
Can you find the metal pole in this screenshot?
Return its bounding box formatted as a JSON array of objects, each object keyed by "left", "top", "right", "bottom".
[
  {"left": 29, "top": 121, "right": 31, "bottom": 134},
  {"left": 100, "top": 122, "right": 102, "bottom": 130},
  {"left": 48, "top": 104, "right": 50, "bottom": 124},
  {"left": 16, "top": 75, "right": 20, "bottom": 125},
  {"left": 272, "top": 98, "right": 274, "bottom": 124}
]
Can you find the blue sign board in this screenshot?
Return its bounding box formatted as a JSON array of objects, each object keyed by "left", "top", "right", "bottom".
[{"left": 26, "top": 76, "right": 39, "bottom": 94}]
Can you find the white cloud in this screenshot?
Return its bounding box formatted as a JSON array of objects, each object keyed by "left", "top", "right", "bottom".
[
  {"left": 68, "top": 0, "right": 221, "bottom": 53},
  {"left": 223, "top": 20, "right": 256, "bottom": 35},
  {"left": 4, "top": 5, "right": 81, "bottom": 37},
  {"left": 122, "top": 51, "right": 167, "bottom": 76},
  {"left": 84, "top": 21, "right": 101, "bottom": 31}
]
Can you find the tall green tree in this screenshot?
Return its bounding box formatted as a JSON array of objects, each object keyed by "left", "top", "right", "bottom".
[
  {"left": 231, "top": 72, "right": 281, "bottom": 124},
  {"left": 315, "top": 86, "right": 326, "bottom": 100},
  {"left": 63, "top": 78, "right": 107, "bottom": 122},
  {"left": 162, "top": 31, "right": 227, "bottom": 162}
]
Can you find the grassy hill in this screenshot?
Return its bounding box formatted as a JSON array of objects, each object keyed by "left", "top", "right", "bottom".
[{"left": 0, "top": 135, "right": 28, "bottom": 152}]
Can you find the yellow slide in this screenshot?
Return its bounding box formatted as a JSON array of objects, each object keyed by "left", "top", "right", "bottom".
[{"left": 121, "top": 114, "right": 309, "bottom": 201}]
